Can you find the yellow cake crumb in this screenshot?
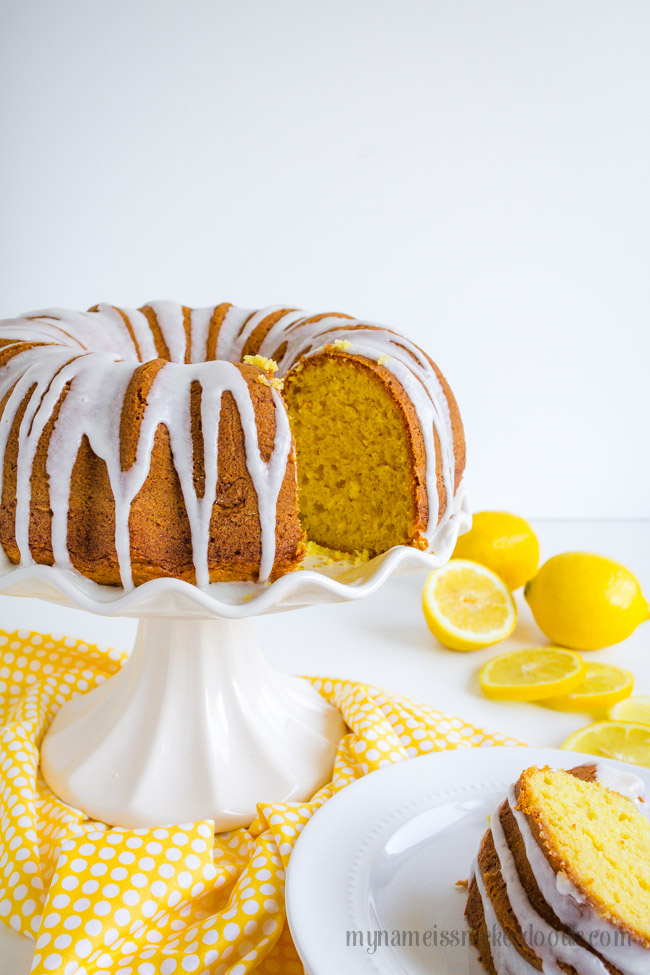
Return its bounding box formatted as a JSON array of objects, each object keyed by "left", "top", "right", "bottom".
[
  {"left": 243, "top": 354, "right": 278, "bottom": 374},
  {"left": 518, "top": 767, "right": 650, "bottom": 944},
  {"left": 378, "top": 354, "right": 389, "bottom": 365},
  {"left": 304, "top": 540, "right": 371, "bottom": 566},
  {"left": 332, "top": 339, "right": 351, "bottom": 351},
  {"left": 255, "top": 374, "right": 284, "bottom": 391},
  {"left": 284, "top": 355, "right": 417, "bottom": 554}
]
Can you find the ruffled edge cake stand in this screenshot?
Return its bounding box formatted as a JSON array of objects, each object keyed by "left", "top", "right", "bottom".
[{"left": 0, "top": 496, "right": 469, "bottom": 831}]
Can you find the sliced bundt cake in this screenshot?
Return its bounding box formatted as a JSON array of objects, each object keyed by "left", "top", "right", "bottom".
[
  {"left": 466, "top": 764, "right": 650, "bottom": 975},
  {"left": 0, "top": 302, "right": 466, "bottom": 587}
]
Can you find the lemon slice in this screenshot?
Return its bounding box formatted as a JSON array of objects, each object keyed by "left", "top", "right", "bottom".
[
  {"left": 608, "top": 696, "right": 650, "bottom": 725},
  {"left": 543, "top": 662, "right": 634, "bottom": 712},
  {"left": 561, "top": 721, "right": 650, "bottom": 768},
  {"left": 422, "top": 559, "right": 517, "bottom": 651},
  {"left": 479, "top": 647, "right": 586, "bottom": 701}
]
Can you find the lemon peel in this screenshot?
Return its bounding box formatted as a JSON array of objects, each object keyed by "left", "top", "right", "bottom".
[
  {"left": 525, "top": 553, "right": 648, "bottom": 650},
  {"left": 453, "top": 511, "right": 539, "bottom": 590}
]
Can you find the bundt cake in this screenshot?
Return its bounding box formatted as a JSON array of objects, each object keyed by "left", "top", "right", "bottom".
[
  {"left": 466, "top": 763, "right": 650, "bottom": 975},
  {"left": 0, "top": 302, "right": 466, "bottom": 588}
]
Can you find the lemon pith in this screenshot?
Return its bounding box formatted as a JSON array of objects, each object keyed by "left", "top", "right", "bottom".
[
  {"left": 422, "top": 559, "right": 517, "bottom": 652},
  {"left": 433, "top": 570, "right": 509, "bottom": 634},
  {"left": 561, "top": 721, "right": 650, "bottom": 768},
  {"left": 452, "top": 511, "right": 539, "bottom": 590},
  {"left": 525, "top": 552, "right": 649, "bottom": 650},
  {"left": 479, "top": 647, "right": 586, "bottom": 701},
  {"left": 543, "top": 662, "right": 634, "bottom": 712}
]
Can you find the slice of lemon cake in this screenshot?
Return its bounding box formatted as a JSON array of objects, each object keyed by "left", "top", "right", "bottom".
[{"left": 466, "top": 764, "right": 650, "bottom": 975}]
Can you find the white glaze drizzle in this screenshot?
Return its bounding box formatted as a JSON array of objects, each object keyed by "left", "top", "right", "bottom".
[
  {"left": 506, "top": 782, "right": 650, "bottom": 975},
  {"left": 471, "top": 864, "right": 540, "bottom": 975},
  {"left": 0, "top": 303, "right": 465, "bottom": 588},
  {"left": 189, "top": 307, "right": 215, "bottom": 365},
  {"left": 0, "top": 345, "right": 80, "bottom": 569},
  {"left": 110, "top": 305, "right": 159, "bottom": 361},
  {"left": 213, "top": 305, "right": 257, "bottom": 357},
  {"left": 591, "top": 763, "right": 648, "bottom": 817},
  {"left": 488, "top": 805, "right": 610, "bottom": 975},
  {"left": 145, "top": 300, "right": 188, "bottom": 364}
]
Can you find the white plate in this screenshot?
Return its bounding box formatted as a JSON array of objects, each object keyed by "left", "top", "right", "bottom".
[{"left": 286, "top": 746, "right": 650, "bottom": 975}]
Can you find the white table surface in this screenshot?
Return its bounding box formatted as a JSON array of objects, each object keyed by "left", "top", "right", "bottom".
[{"left": 1, "top": 519, "right": 649, "bottom": 971}]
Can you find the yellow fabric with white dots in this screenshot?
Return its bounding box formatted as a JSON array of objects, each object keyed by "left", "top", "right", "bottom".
[{"left": 0, "top": 629, "right": 520, "bottom": 974}]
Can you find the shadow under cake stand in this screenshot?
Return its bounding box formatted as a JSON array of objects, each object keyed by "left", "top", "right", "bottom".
[{"left": 0, "top": 544, "right": 459, "bottom": 831}]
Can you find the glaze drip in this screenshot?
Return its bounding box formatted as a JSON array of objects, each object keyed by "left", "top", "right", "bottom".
[{"left": 488, "top": 804, "right": 610, "bottom": 974}]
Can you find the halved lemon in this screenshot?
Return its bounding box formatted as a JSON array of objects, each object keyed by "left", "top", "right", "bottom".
[
  {"left": 422, "top": 559, "right": 517, "bottom": 651},
  {"left": 561, "top": 721, "right": 650, "bottom": 768},
  {"left": 479, "top": 647, "right": 585, "bottom": 701},
  {"left": 608, "top": 696, "right": 650, "bottom": 725},
  {"left": 543, "top": 662, "right": 634, "bottom": 713}
]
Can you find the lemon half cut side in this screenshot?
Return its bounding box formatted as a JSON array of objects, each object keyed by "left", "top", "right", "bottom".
[{"left": 422, "top": 559, "right": 517, "bottom": 652}]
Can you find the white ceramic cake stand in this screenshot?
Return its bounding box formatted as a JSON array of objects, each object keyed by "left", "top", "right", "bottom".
[{"left": 0, "top": 508, "right": 468, "bottom": 831}]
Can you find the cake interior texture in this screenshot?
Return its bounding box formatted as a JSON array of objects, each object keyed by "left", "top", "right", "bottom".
[
  {"left": 284, "top": 353, "right": 422, "bottom": 555},
  {"left": 519, "top": 767, "right": 650, "bottom": 941}
]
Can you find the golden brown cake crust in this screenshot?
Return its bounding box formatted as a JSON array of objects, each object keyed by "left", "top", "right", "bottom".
[
  {"left": 1, "top": 364, "right": 304, "bottom": 587},
  {"left": 466, "top": 875, "right": 498, "bottom": 975},
  {"left": 466, "top": 798, "right": 625, "bottom": 975},
  {"left": 476, "top": 824, "right": 545, "bottom": 972},
  {"left": 490, "top": 803, "right": 622, "bottom": 975},
  {"left": 0, "top": 302, "right": 465, "bottom": 587}
]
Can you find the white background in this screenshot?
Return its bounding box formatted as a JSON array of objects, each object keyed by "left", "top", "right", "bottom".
[
  {"left": 1, "top": 7, "right": 650, "bottom": 968},
  {"left": 1, "top": 0, "right": 649, "bottom": 518}
]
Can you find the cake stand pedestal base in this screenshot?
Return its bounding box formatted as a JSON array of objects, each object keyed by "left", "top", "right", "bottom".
[
  {"left": 2, "top": 504, "right": 469, "bottom": 830},
  {"left": 40, "top": 617, "right": 345, "bottom": 829}
]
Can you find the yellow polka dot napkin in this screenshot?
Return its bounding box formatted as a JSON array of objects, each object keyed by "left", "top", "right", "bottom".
[{"left": 0, "top": 629, "right": 520, "bottom": 974}]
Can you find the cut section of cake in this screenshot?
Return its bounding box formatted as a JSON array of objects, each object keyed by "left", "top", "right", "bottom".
[
  {"left": 283, "top": 349, "right": 430, "bottom": 556},
  {"left": 466, "top": 763, "right": 650, "bottom": 975}
]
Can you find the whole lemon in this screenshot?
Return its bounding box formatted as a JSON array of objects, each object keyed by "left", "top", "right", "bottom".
[
  {"left": 452, "top": 511, "right": 539, "bottom": 590},
  {"left": 525, "top": 552, "right": 649, "bottom": 650}
]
